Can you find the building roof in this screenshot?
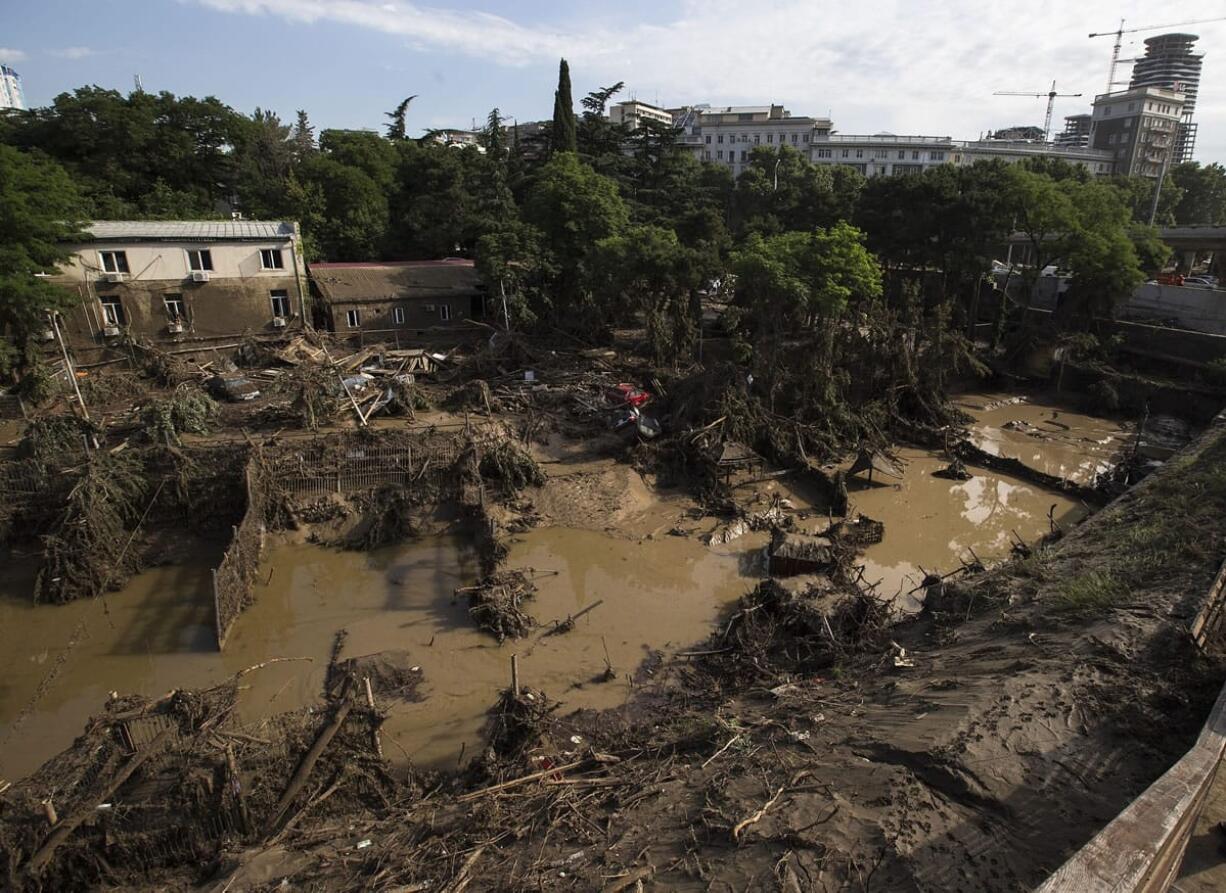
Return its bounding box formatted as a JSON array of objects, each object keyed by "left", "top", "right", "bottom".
[
  {"left": 83, "top": 220, "right": 297, "bottom": 242},
  {"left": 310, "top": 259, "right": 481, "bottom": 304}
]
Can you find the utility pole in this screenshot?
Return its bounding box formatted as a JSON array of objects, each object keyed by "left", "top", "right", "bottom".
[{"left": 49, "top": 311, "right": 99, "bottom": 449}]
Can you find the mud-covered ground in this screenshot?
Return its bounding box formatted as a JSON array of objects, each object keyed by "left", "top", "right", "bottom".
[
  {"left": 3, "top": 336, "right": 1224, "bottom": 892},
  {"left": 179, "top": 416, "right": 1226, "bottom": 892}
]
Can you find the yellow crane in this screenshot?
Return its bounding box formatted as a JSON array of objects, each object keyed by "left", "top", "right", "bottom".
[
  {"left": 1089, "top": 16, "right": 1226, "bottom": 95},
  {"left": 993, "top": 81, "right": 1083, "bottom": 143}
]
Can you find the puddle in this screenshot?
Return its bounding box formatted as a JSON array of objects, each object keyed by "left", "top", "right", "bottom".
[
  {"left": 0, "top": 530, "right": 761, "bottom": 779},
  {"left": 844, "top": 447, "right": 1086, "bottom": 610},
  {"left": 0, "top": 550, "right": 226, "bottom": 780},
  {"left": 956, "top": 392, "right": 1131, "bottom": 485}
]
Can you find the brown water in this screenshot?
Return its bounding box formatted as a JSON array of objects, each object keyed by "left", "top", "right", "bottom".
[
  {"left": 0, "top": 530, "right": 760, "bottom": 779},
  {"left": 845, "top": 448, "right": 1086, "bottom": 609},
  {"left": 956, "top": 392, "right": 1131, "bottom": 486}
]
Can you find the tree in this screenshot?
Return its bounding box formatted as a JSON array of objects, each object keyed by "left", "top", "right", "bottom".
[
  {"left": 551, "top": 59, "right": 577, "bottom": 155},
  {"left": 0, "top": 146, "right": 87, "bottom": 377},
  {"left": 385, "top": 95, "right": 417, "bottom": 140},
  {"left": 1171, "top": 162, "right": 1226, "bottom": 225},
  {"left": 292, "top": 109, "right": 316, "bottom": 159},
  {"left": 297, "top": 155, "right": 388, "bottom": 260},
  {"left": 592, "top": 225, "right": 706, "bottom": 365},
  {"left": 522, "top": 153, "right": 627, "bottom": 325}
]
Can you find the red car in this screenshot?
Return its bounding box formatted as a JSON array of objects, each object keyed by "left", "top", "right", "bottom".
[{"left": 606, "top": 383, "right": 651, "bottom": 408}]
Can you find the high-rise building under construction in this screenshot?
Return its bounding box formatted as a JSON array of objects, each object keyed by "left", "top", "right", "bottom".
[
  {"left": 0, "top": 65, "right": 24, "bottom": 110},
  {"left": 1128, "top": 33, "right": 1203, "bottom": 162}
]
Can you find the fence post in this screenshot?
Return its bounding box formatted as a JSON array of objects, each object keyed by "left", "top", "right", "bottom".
[{"left": 212, "top": 568, "right": 224, "bottom": 651}]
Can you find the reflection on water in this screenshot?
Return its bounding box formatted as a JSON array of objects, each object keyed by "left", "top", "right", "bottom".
[
  {"left": 956, "top": 392, "right": 1130, "bottom": 485},
  {"left": 845, "top": 448, "right": 1085, "bottom": 610}
]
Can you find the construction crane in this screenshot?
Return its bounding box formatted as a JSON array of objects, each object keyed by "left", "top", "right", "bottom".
[
  {"left": 992, "top": 81, "right": 1083, "bottom": 143},
  {"left": 1089, "top": 16, "right": 1226, "bottom": 94}
]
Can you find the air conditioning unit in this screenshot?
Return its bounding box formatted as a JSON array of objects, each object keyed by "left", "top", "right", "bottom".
[
  {"left": 103, "top": 272, "right": 126, "bottom": 283},
  {"left": 190, "top": 271, "right": 210, "bottom": 283},
  {"left": 167, "top": 321, "right": 185, "bottom": 335},
  {"left": 102, "top": 325, "right": 121, "bottom": 337},
  {"left": 271, "top": 317, "right": 288, "bottom": 328}
]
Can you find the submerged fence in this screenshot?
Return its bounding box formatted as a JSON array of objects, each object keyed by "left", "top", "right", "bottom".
[
  {"left": 210, "top": 431, "right": 470, "bottom": 649},
  {"left": 211, "top": 455, "right": 268, "bottom": 649}
]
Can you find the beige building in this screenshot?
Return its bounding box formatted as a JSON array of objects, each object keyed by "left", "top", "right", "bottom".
[
  {"left": 53, "top": 220, "right": 308, "bottom": 355},
  {"left": 1089, "top": 86, "right": 1186, "bottom": 178}
]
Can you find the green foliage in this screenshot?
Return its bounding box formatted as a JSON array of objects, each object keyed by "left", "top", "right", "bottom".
[
  {"left": 550, "top": 59, "right": 577, "bottom": 155},
  {"left": 1170, "top": 161, "right": 1226, "bottom": 225},
  {"left": 18, "top": 414, "right": 97, "bottom": 462},
  {"left": 0, "top": 145, "right": 86, "bottom": 376},
  {"left": 139, "top": 388, "right": 220, "bottom": 445}
]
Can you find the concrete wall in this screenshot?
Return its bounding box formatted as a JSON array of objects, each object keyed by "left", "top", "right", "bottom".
[{"left": 1121, "top": 283, "right": 1226, "bottom": 335}]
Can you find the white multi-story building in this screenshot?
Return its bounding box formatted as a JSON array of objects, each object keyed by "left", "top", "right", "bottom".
[
  {"left": 0, "top": 65, "right": 24, "bottom": 110},
  {"left": 608, "top": 100, "right": 673, "bottom": 131},
  {"left": 810, "top": 134, "right": 956, "bottom": 176},
  {"left": 676, "top": 105, "right": 833, "bottom": 178},
  {"left": 807, "top": 133, "right": 1114, "bottom": 177}
]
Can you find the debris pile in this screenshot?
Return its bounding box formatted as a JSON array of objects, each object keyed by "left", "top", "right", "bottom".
[
  {"left": 464, "top": 569, "right": 538, "bottom": 641},
  {"left": 478, "top": 437, "right": 545, "bottom": 495}
]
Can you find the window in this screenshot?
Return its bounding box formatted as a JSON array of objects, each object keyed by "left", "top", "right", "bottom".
[
  {"left": 930, "top": 151, "right": 945, "bottom": 161},
  {"left": 187, "top": 249, "right": 213, "bottom": 272},
  {"left": 716, "top": 150, "right": 723, "bottom": 160},
  {"left": 1108, "top": 133, "right": 1116, "bottom": 144},
  {"left": 269, "top": 289, "right": 290, "bottom": 319},
  {"left": 855, "top": 149, "right": 864, "bottom": 159},
  {"left": 100, "top": 297, "right": 125, "bottom": 327},
  {"left": 740, "top": 150, "right": 747, "bottom": 162},
  {"left": 100, "top": 251, "right": 130, "bottom": 274},
  {"left": 163, "top": 294, "right": 185, "bottom": 321},
  {"left": 705, "top": 135, "right": 711, "bottom": 144},
  {"left": 912, "top": 150, "right": 920, "bottom": 160},
  {"left": 346, "top": 309, "right": 361, "bottom": 328},
  {"left": 439, "top": 304, "right": 452, "bottom": 322},
  {"left": 803, "top": 133, "right": 809, "bottom": 143},
  {"left": 767, "top": 134, "right": 773, "bottom": 144},
  {"left": 898, "top": 150, "right": 906, "bottom": 159},
  {"left": 717, "top": 134, "right": 723, "bottom": 144},
  {"left": 260, "top": 248, "right": 285, "bottom": 270},
  {"left": 393, "top": 306, "right": 405, "bottom": 325},
  {"left": 754, "top": 134, "right": 760, "bottom": 144},
  {"left": 704, "top": 150, "right": 711, "bottom": 160},
  {"left": 816, "top": 148, "right": 832, "bottom": 158},
  {"left": 873, "top": 149, "right": 889, "bottom": 159},
  {"left": 841, "top": 149, "right": 849, "bottom": 158},
  {"left": 791, "top": 133, "right": 798, "bottom": 144}
]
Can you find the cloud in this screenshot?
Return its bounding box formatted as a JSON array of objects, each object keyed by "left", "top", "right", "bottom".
[
  {"left": 193, "top": 0, "right": 1226, "bottom": 159},
  {"left": 49, "top": 46, "right": 97, "bottom": 60},
  {"left": 0, "top": 48, "right": 28, "bottom": 64}
]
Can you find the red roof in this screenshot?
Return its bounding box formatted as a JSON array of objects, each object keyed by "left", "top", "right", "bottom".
[{"left": 309, "top": 258, "right": 474, "bottom": 269}]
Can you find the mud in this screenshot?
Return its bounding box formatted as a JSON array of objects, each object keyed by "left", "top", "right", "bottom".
[{"left": 956, "top": 391, "right": 1131, "bottom": 486}]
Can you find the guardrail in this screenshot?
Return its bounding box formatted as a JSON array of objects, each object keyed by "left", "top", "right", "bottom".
[{"left": 1037, "top": 558, "right": 1226, "bottom": 892}]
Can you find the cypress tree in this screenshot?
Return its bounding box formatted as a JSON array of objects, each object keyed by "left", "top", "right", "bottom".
[{"left": 551, "top": 58, "right": 577, "bottom": 154}]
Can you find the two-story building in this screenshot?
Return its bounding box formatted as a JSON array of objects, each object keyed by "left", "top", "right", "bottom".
[{"left": 53, "top": 220, "right": 308, "bottom": 354}]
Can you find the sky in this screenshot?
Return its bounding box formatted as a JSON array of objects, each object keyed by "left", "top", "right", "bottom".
[{"left": 2, "top": 0, "right": 1225, "bottom": 163}]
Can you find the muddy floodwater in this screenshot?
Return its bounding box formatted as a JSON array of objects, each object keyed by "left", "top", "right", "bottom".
[
  {"left": 0, "top": 394, "right": 1128, "bottom": 780},
  {"left": 957, "top": 392, "right": 1131, "bottom": 485},
  {"left": 0, "top": 530, "right": 760, "bottom": 779},
  {"left": 844, "top": 448, "right": 1086, "bottom": 609}
]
